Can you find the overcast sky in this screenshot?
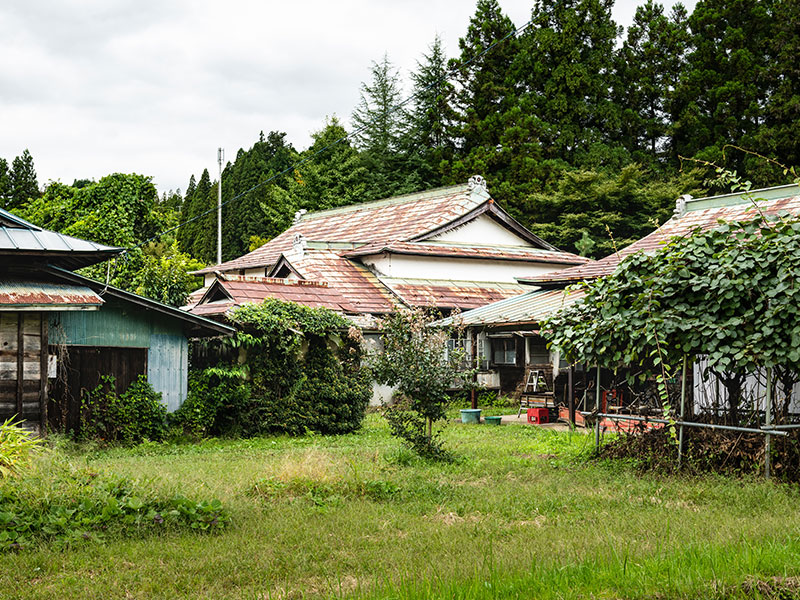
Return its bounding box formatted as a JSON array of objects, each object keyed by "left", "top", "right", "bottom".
[{"left": 0, "top": 0, "right": 696, "bottom": 194}]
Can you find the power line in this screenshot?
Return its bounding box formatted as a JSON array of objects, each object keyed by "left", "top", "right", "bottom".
[{"left": 123, "top": 18, "right": 533, "bottom": 260}]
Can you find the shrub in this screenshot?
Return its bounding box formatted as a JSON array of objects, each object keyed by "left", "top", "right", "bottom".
[
  {"left": 177, "top": 299, "right": 371, "bottom": 438},
  {"left": 80, "top": 375, "right": 167, "bottom": 443},
  {"left": 0, "top": 419, "right": 42, "bottom": 478}
]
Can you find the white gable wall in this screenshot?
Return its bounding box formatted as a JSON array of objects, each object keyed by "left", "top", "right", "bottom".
[
  {"left": 427, "top": 214, "right": 533, "bottom": 247},
  {"left": 360, "top": 254, "right": 571, "bottom": 283}
]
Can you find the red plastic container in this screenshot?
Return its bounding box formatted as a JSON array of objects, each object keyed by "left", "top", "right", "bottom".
[{"left": 527, "top": 408, "right": 548, "bottom": 424}]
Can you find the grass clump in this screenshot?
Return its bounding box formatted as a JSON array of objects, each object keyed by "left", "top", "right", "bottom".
[
  {"left": 0, "top": 418, "right": 42, "bottom": 478},
  {"left": 0, "top": 456, "right": 229, "bottom": 551}
]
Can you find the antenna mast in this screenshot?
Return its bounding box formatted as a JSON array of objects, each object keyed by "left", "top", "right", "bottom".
[{"left": 217, "top": 147, "right": 224, "bottom": 265}]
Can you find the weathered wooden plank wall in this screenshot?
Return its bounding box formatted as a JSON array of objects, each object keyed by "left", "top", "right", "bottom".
[{"left": 0, "top": 312, "right": 47, "bottom": 430}]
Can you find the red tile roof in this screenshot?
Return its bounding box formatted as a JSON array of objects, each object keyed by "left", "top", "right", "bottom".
[
  {"left": 344, "top": 241, "right": 589, "bottom": 265},
  {"left": 522, "top": 194, "right": 800, "bottom": 286},
  {"left": 276, "top": 250, "right": 398, "bottom": 314},
  {"left": 196, "top": 184, "right": 486, "bottom": 275},
  {"left": 187, "top": 276, "right": 356, "bottom": 317}
]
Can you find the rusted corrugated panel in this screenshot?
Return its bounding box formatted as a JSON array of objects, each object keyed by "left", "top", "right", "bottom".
[
  {"left": 195, "top": 184, "right": 481, "bottom": 274},
  {"left": 523, "top": 194, "right": 800, "bottom": 285},
  {"left": 380, "top": 277, "right": 526, "bottom": 311},
  {"left": 0, "top": 279, "right": 102, "bottom": 307}
]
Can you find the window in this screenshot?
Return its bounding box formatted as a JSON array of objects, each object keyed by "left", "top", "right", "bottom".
[
  {"left": 446, "top": 336, "right": 471, "bottom": 368},
  {"left": 491, "top": 338, "right": 517, "bottom": 366}
]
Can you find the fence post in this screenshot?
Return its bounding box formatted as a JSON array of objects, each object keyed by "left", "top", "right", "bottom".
[
  {"left": 765, "top": 367, "right": 773, "bottom": 480},
  {"left": 678, "top": 355, "right": 687, "bottom": 468},
  {"left": 594, "top": 365, "right": 601, "bottom": 450}
]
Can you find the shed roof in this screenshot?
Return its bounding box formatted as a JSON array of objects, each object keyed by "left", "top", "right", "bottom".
[
  {"left": 434, "top": 287, "right": 585, "bottom": 329},
  {"left": 520, "top": 185, "right": 800, "bottom": 287},
  {"left": 0, "top": 278, "right": 103, "bottom": 310},
  {"left": 0, "top": 207, "right": 121, "bottom": 269}
]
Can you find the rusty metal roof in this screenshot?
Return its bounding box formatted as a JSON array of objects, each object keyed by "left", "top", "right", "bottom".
[
  {"left": 0, "top": 207, "right": 122, "bottom": 269},
  {"left": 271, "top": 250, "right": 398, "bottom": 314},
  {"left": 378, "top": 277, "right": 526, "bottom": 311},
  {"left": 522, "top": 189, "right": 800, "bottom": 286},
  {"left": 187, "top": 275, "right": 359, "bottom": 317},
  {"left": 195, "top": 184, "right": 488, "bottom": 274},
  {"left": 343, "top": 241, "right": 590, "bottom": 265},
  {"left": 435, "top": 287, "right": 586, "bottom": 328},
  {"left": 0, "top": 278, "right": 103, "bottom": 309}
]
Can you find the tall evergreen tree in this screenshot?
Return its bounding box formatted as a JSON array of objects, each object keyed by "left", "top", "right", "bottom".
[
  {"left": 403, "top": 35, "right": 457, "bottom": 188},
  {"left": 613, "top": 1, "right": 689, "bottom": 164},
  {"left": 518, "top": 0, "right": 621, "bottom": 167},
  {"left": 351, "top": 54, "right": 417, "bottom": 200},
  {"left": 671, "top": 0, "right": 773, "bottom": 174},
  {"left": 0, "top": 158, "right": 10, "bottom": 210},
  {"left": 9, "top": 149, "right": 40, "bottom": 209},
  {"left": 755, "top": 0, "right": 800, "bottom": 175},
  {"left": 177, "top": 169, "right": 215, "bottom": 262}
]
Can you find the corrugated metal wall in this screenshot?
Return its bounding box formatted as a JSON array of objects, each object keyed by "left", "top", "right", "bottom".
[
  {"left": 50, "top": 298, "right": 189, "bottom": 411},
  {"left": 147, "top": 333, "right": 188, "bottom": 411}
]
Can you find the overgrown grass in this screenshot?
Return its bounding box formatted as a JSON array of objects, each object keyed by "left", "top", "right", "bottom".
[{"left": 2, "top": 415, "right": 799, "bottom": 599}]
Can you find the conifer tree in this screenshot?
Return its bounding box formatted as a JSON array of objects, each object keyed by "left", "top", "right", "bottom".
[
  {"left": 9, "top": 149, "right": 40, "bottom": 209},
  {"left": 613, "top": 1, "right": 689, "bottom": 165},
  {"left": 403, "top": 35, "right": 457, "bottom": 188},
  {"left": 0, "top": 158, "right": 10, "bottom": 210},
  {"left": 518, "top": 0, "right": 621, "bottom": 167},
  {"left": 671, "top": 0, "right": 773, "bottom": 172}
]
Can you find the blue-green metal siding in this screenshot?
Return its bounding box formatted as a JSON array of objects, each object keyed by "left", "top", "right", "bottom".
[
  {"left": 49, "top": 298, "right": 189, "bottom": 410},
  {"left": 147, "top": 333, "right": 188, "bottom": 411}
]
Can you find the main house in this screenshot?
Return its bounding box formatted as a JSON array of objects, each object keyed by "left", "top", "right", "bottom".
[
  {"left": 0, "top": 208, "right": 232, "bottom": 434},
  {"left": 187, "top": 177, "right": 590, "bottom": 323}
]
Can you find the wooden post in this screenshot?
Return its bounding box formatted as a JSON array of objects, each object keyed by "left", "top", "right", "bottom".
[
  {"left": 16, "top": 314, "right": 23, "bottom": 417},
  {"left": 678, "top": 355, "right": 687, "bottom": 468},
  {"left": 568, "top": 365, "right": 575, "bottom": 426},
  {"left": 39, "top": 316, "right": 48, "bottom": 436},
  {"left": 765, "top": 367, "right": 772, "bottom": 480},
  {"left": 595, "top": 365, "right": 601, "bottom": 450}
]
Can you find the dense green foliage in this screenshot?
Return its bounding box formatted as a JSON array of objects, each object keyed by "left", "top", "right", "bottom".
[
  {"left": 171, "top": 299, "right": 371, "bottom": 438},
  {"left": 80, "top": 376, "right": 168, "bottom": 444},
  {"left": 0, "top": 457, "right": 228, "bottom": 550}
]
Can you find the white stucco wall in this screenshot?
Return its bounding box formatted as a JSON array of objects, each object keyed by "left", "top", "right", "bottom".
[
  {"left": 429, "top": 215, "right": 531, "bottom": 246},
  {"left": 361, "top": 254, "right": 570, "bottom": 283}
]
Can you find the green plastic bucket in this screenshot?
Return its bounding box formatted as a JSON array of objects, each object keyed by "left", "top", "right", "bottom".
[
  {"left": 460, "top": 409, "right": 482, "bottom": 424},
  {"left": 484, "top": 416, "right": 502, "bottom": 426}
]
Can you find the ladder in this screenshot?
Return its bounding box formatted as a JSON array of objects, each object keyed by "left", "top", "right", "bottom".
[{"left": 523, "top": 370, "right": 548, "bottom": 394}]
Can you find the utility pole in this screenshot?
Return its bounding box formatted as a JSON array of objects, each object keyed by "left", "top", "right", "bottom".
[{"left": 217, "top": 147, "right": 224, "bottom": 265}]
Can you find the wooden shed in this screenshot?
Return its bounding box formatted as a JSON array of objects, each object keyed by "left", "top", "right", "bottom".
[{"left": 0, "top": 208, "right": 232, "bottom": 434}]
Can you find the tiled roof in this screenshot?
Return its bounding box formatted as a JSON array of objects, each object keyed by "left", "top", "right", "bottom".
[
  {"left": 379, "top": 277, "right": 526, "bottom": 311},
  {"left": 275, "top": 250, "right": 397, "bottom": 314},
  {"left": 521, "top": 191, "right": 800, "bottom": 286},
  {"left": 187, "top": 276, "right": 356, "bottom": 317},
  {"left": 343, "top": 241, "right": 590, "bottom": 265},
  {"left": 195, "top": 184, "right": 490, "bottom": 274},
  {"left": 434, "top": 287, "right": 586, "bottom": 328}
]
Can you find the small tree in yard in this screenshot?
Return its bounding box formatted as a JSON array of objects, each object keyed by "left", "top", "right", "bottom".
[{"left": 371, "top": 308, "right": 473, "bottom": 460}]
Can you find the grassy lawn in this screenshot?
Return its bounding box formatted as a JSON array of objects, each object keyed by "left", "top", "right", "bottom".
[{"left": 3, "top": 415, "right": 800, "bottom": 599}]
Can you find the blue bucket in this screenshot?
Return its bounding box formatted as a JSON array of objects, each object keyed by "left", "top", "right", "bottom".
[{"left": 460, "top": 409, "right": 482, "bottom": 424}]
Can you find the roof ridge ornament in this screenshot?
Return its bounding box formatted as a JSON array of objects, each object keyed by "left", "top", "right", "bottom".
[
  {"left": 467, "top": 175, "right": 488, "bottom": 194},
  {"left": 674, "top": 194, "right": 693, "bottom": 218},
  {"left": 293, "top": 209, "right": 308, "bottom": 224}
]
